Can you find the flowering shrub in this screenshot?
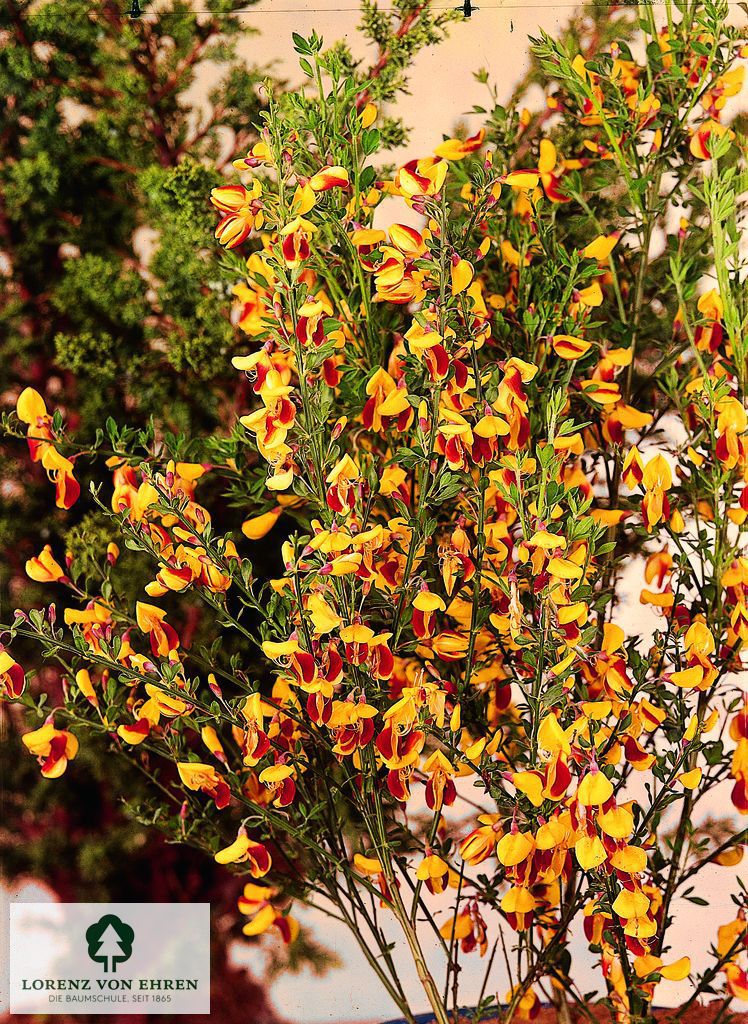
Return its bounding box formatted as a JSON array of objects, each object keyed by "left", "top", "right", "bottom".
[
  {"left": 3, "top": 4, "right": 748, "bottom": 1024},
  {"left": 0, "top": 10, "right": 451, "bottom": 982},
  {"left": 0, "top": 0, "right": 452, "bottom": 616}
]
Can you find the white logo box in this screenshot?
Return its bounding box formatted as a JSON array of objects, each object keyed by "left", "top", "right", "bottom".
[{"left": 8, "top": 902, "right": 210, "bottom": 1015}]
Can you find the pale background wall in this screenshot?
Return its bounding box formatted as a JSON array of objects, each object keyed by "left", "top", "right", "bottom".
[{"left": 225, "top": 0, "right": 569, "bottom": 156}]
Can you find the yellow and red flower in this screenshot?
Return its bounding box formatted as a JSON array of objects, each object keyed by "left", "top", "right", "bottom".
[
  {"left": 23, "top": 721, "right": 79, "bottom": 778},
  {"left": 211, "top": 181, "right": 264, "bottom": 248}
]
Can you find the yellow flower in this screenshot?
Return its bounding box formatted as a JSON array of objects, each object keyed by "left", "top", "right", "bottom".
[
  {"left": 501, "top": 886, "right": 535, "bottom": 914},
  {"left": 26, "top": 544, "right": 66, "bottom": 583},
  {"left": 397, "top": 157, "right": 448, "bottom": 197},
  {"left": 574, "top": 835, "right": 607, "bottom": 870},
  {"left": 307, "top": 592, "right": 342, "bottom": 634},
  {"left": 215, "top": 833, "right": 251, "bottom": 865},
  {"left": 17, "top": 386, "right": 48, "bottom": 424},
  {"left": 450, "top": 258, "right": 474, "bottom": 295},
  {"left": 678, "top": 767, "right": 702, "bottom": 789},
  {"left": 360, "top": 102, "right": 377, "bottom": 128},
  {"left": 416, "top": 855, "right": 449, "bottom": 882},
  {"left": 434, "top": 129, "right": 485, "bottom": 161},
  {"left": 582, "top": 233, "right": 619, "bottom": 261},
  {"left": 577, "top": 770, "right": 614, "bottom": 806},
  {"left": 597, "top": 805, "right": 634, "bottom": 839},
  {"left": 610, "top": 845, "right": 647, "bottom": 874},
  {"left": 242, "top": 509, "right": 282, "bottom": 540},
  {"left": 353, "top": 853, "right": 383, "bottom": 876},
  {"left": 22, "top": 722, "right": 79, "bottom": 778},
  {"left": 612, "top": 889, "right": 650, "bottom": 919},
  {"left": 496, "top": 830, "right": 534, "bottom": 867}
]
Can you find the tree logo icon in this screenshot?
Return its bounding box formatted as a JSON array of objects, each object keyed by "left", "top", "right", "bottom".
[{"left": 85, "top": 914, "right": 135, "bottom": 973}]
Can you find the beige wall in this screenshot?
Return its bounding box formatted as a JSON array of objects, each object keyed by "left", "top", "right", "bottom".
[{"left": 231, "top": 1, "right": 568, "bottom": 156}]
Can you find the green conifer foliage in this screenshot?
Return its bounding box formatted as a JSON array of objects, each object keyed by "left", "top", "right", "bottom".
[{"left": 0, "top": 0, "right": 267, "bottom": 602}]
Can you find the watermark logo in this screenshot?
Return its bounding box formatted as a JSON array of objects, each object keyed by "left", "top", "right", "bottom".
[
  {"left": 8, "top": 902, "right": 210, "bottom": 1015},
  {"left": 86, "top": 914, "right": 135, "bottom": 973}
]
